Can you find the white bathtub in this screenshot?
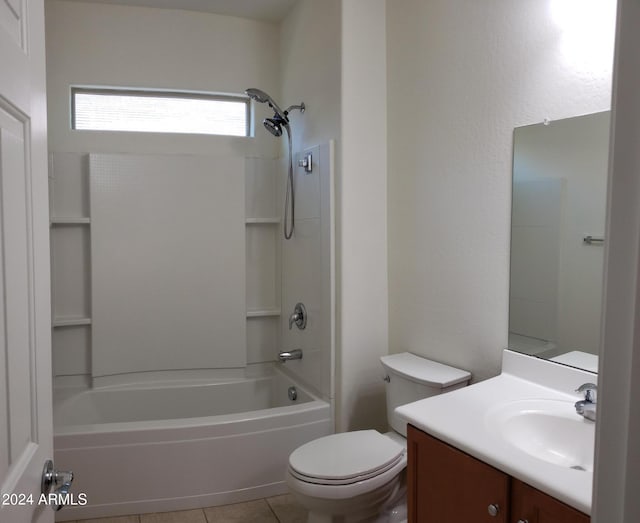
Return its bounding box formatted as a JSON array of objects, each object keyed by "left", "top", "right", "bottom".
[{"left": 53, "top": 368, "right": 332, "bottom": 521}]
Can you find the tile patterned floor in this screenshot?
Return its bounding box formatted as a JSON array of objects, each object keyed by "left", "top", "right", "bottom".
[{"left": 67, "top": 495, "right": 307, "bottom": 523}]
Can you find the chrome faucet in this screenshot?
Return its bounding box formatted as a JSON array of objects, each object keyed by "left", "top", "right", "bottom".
[
  {"left": 278, "top": 349, "right": 303, "bottom": 362},
  {"left": 575, "top": 383, "right": 597, "bottom": 421}
]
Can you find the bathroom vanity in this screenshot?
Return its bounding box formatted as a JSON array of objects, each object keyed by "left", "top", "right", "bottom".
[
  {"left": 407, "top": 425, "right": 589, "bottom": 522},
  {"left": 396, "top": 350, "right": 596, "bottom": 523}
]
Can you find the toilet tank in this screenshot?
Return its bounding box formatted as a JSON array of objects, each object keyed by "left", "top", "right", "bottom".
[{"left": 380, "top": 352, "right": 471, "bottom": 436}]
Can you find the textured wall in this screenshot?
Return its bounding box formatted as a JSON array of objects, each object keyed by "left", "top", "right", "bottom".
[
  {"left": 282, "top": 0, "right": 389, "bottom": 431},
  {"left": 279, "top": 0, "right": 341, "bottom": 156},
  {"left": 339, "top": 0, "right": 388, "bottom": 432},
  {"left": 387, "top": 0, "right": 616, "bottom": 382},
  {"left": 45, "top": 0, "right": 280, "bottom": 157}
]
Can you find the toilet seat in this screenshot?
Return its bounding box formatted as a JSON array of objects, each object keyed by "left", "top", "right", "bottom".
[
  {"left": 288, "top": 430, "right": 405, "bottom": 487},
  {"left": 286, "top": 453, "right": 407, "bottom": 501},
  {"left": 289, "top": 452, "right": 405, "bottom": 485}
]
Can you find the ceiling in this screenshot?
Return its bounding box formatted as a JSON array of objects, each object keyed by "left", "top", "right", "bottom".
[{"left": 59, "top": 0, "right": 299, "bottom": 22}]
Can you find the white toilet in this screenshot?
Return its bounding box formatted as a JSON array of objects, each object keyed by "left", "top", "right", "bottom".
[{"left": 286, "top": 352, "right": 471, "bottom": 523}]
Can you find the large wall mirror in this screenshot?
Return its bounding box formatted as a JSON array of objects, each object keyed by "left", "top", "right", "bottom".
[{"left": 508, "top": 111, "right": 610, "bottom": 373}]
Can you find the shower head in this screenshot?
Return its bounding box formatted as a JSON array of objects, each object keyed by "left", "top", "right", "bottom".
[
  {"left": 263, "top": 116, "right": 288, "bottom": 137},
  {"left": 245, "top": 88, "right": 288, "bottom": 121},
  {"left": 245, "top": 88, "right": 271, "bottom": 104},
  {"left": 263, "top": 117, "right": 282, "bottom": 137}
]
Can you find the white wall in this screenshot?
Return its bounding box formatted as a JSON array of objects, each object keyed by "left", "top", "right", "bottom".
[
  {"left": 280, "top": 0, "right": 388, "bottom": 432},
  {"left": 279, "top": 0, "right": 341, "bottom": 156},
  {"left": 387, "top": 0, "right": 616, "bottom": 382},
  {"left": 339, "top": 0, "right": 388, "bottom": 432},
  {"left": 45, "top": 0, "right": 279, "bottom": 157}
]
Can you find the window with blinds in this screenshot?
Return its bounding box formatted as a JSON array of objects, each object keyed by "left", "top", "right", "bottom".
[{"left": 71, "top": 87, "right": 250, "bottom": 136}]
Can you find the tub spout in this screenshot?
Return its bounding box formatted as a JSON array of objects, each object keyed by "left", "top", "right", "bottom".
[{"left": 278, "top": 349, "right": 303, "bottom": 362}]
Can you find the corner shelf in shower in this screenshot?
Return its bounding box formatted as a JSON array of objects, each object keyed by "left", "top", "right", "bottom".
[
  {"left": 245, "top": 218, "right": 280, "bottom": 225},
  {"left": 52, "top": 317, "right": 92, "bottom": 327},
  {"left": 246, "top": 309, "right": 281, "bottom": 318},
  {"left": 50, "top": 217, "right": 91, "bottom": 225}
]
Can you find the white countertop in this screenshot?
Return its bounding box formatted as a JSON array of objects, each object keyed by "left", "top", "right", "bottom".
[
  {"left": 551, "top": 351, "right": 599, "bottom": 373},
  {"left": 395, "top": 350, "right": 596, "bottom": 515}
]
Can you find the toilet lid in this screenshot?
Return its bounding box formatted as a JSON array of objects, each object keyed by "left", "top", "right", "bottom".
[{"left": 289, "top": 430, "right": 404, "bottom": 483}]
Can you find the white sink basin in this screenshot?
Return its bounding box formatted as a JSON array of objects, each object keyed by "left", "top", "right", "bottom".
[{"left": 485, "top": 399, "right": 595, "bottom": 472}]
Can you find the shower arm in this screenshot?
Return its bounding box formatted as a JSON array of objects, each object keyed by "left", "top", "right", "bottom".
[{"left": 285, "top": 103, "right": 305, "bottom": 115}]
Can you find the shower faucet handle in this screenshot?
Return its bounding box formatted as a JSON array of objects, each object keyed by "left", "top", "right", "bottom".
[
  {"left": 289, "top": 302, "right": 307, "bottom": 330},
  {"left": 298, "top": 153, "right": 313, "bottom": 173}
]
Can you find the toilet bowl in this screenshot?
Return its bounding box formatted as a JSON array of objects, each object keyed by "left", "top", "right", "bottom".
[
  {"left": 286, "top": 352, "right": 471, "bottom": 523},
  {"left": 286, "top": 430, "right": 407, "bottom": 523}
]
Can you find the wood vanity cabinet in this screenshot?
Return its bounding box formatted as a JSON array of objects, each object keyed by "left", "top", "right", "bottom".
[
  {"left": 407, "top": 425, "right": 590, "bottom": 523},
  {"left": 511, "top": 479, "right": 590, "bottom": 523}
]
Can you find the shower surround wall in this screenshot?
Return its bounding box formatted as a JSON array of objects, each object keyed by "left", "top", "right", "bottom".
[
  {"left": 45, "top": 0, "right": 283, "bottom": 385},
  {"left": 89, "top": 154, "right": 246, "bottom": 377},
  {"left": 50, "top": 152, "right": 281, "bottom": 383},
  {"left": 280, "top": 143, "right": 335, "bottom": 400}
]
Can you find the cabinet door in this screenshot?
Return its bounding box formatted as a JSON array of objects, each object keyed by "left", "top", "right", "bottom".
[
  {"left": 511, "top": 479, "right": 590, "bottom": 523},
  {"left": 407, "top": 425, "right": 510, "bottom": 523}
]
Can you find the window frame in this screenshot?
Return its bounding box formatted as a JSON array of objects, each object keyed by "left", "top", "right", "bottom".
[{"left": 70, "top": 86, "right": 251, "bottom": 137}]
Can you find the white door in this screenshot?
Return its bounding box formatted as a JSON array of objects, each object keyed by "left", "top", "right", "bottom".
[{"left": 0, "top": 0, "right": 54, "bottom": 522}]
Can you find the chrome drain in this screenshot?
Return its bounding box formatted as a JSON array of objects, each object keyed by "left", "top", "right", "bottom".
[{"left": 288, "top": 386, "right": 298, "bottom": 401}]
